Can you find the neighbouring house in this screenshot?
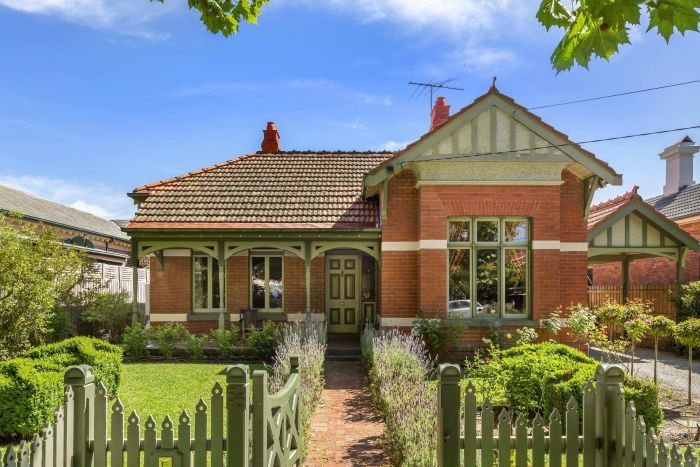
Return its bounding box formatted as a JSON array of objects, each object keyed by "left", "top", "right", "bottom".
[
  {"left": 589, "top": 137, "right": 700, "bottom": 318},
  {"left": 0, "top": 184, "right": 132, "bottom": 265},
  {"left": 123, "top": 86, "right": 624, "bottom": 345}
]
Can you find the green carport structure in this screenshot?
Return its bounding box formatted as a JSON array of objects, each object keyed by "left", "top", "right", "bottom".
[{"left": 587, "top": 186, "right": 700, "bottom": 306}]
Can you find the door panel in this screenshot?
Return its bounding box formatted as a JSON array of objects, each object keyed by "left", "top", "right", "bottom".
[{"left": 326, "top": 255, "right": 360, "bottom": 333}]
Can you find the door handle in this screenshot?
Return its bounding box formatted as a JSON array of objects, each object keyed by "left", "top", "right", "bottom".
[{"left": 340, "top": 301, "right": 344, "bottom": 306}]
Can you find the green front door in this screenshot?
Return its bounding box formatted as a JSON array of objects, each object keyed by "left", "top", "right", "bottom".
[{"left": 326, "top": 255, "right": 360, "bottom": 333}]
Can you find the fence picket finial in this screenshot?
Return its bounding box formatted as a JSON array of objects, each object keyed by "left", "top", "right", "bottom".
[
  {"left": 684, "top": 446, "right": 697, "bottom": 466},
  {"left": 3, "top": 444, "right": 16, "bottom": 466}
]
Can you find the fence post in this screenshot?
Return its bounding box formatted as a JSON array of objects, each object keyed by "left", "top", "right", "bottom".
[
  {"left": 64, "top": 365, "right": 95, "bottom": 467},
  {"left": 437, "top": 364, "right": 461, "bottom": 467},
  {"left": 226, "top": 364, "right": 250, "bottom": 467},
  {"left": 289, "top": 356, "right": 303, "bottom": 455},
  {"left": 597, "top": 364, "right": 625, "bottom": 467},
  {"left": 251, "top": 370, "right": 268, "bottom": 467}
]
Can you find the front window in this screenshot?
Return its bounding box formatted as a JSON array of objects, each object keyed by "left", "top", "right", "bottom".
[
  {"left": 448, "top": 218, "right": 529, "bottom": 319},
  {"left": 193, "top": 254, "right": 222, "bottom": 311},
  {"left": 251, "top": 255, "right": 284, "bottom": 311}
]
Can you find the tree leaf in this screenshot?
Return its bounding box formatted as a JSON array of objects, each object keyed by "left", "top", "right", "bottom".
[{"left": 537, "top": 0, "right": 574, "bottom": 29}]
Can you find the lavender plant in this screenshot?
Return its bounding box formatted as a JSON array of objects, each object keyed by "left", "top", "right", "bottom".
[
  {"left": 269, "top": 322, "right": 327, "bottom": 455},
  {"left": 361, "top": 326, "right": 438, "bottom": 466}
]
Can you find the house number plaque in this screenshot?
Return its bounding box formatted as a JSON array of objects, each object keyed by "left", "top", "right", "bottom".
[{"left": 152, "top": 449, "right": 182, "bottom": 467}]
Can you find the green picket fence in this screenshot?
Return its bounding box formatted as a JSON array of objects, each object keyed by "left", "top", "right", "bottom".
[
  {"left": 437, "top": 364, "right": 699, "bottom": 467},
  {"left": 0, "top": 357, "right": 302, "bottom": 467}
]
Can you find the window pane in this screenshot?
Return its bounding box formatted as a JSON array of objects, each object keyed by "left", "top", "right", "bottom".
[
  {"left": 448, "top": 249, "right": 471, "bottom": 318},
  {"left": 212, "top": 258, "right": 220, "bottom": 309},
  {"left": 476, "top": 220, "right": 498, "bottom": 242},
  {"left": 361, "top": 256, "right": 376, "bottom": 300},
  {"left": 193, "top": 256, "right": 208, "bottom": 309},
  {"left": 504, "top": 220, "right": 528, "bottom": 243},
  {"left": 476, "top": 249, "right": 499, "bottom": 316},
  {"left": 268, "top": 257, "right": 283, "bottom": 309},
  {"left": 449, "top": 221, "right": 471, "bottom": 242},
  {"left": 505, "top": 249, "right": 527, "bottom": 315},
  {"left": 251, "top": 257, "right": 265, "bottom": 309}
]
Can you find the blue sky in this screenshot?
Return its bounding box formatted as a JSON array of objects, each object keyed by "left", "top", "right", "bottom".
[{"left": 1, "top": 0, "right": 699, "bottom": 220}]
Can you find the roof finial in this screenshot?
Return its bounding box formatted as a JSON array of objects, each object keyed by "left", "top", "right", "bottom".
[{"left": 491, "top": 76, "right": 497, "bottom": 89}]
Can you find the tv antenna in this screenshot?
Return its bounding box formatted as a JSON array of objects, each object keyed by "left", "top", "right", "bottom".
[{"left": 409, "top": 77, "right": 464, "bottom": 111}]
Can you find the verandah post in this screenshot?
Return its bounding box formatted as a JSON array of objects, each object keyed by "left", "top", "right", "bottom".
[
  {"left": 64, "top": 365, "right": 95, "bottom": 467},
  {"left": 437, "top": 364, "right": 461, "bottom": 467},
  {"left": 226, "top": 364, "right": 250, "bottom": 467}
]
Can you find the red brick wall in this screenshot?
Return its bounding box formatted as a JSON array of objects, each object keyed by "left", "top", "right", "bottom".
[
  {"left": 284, "top": 255, "right": 306, "bottom": 314},
  {"left": 227, "top": 255, "right": 249, "bottom": 314},
  {"left": 149, "top": 256, "right": 191, "bottom": 314},
  {"left": 311, "top": 257, "right": 325, "bottom": 313},
  {"left": 380, "top": 251, "right": 419, "bottom": 317},
  {"left": 382, "top": 172, "right": 419, "bottom": 241}
]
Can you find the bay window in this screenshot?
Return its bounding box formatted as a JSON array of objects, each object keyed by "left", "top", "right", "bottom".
[
  {"left": 448, "top": 218, "right": 529, "bottom": 319},
  {"left": 251, "top": 255, "right": 284, "bottom": 311},
  {"left": 193, "top": 254, "right": 222, "bottom": 311}
]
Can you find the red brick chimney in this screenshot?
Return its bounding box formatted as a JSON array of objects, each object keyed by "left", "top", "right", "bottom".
[
  {"left": 429, "top": 96, "right": 450, "bottom": 131},
  {"left": 261, "top": 122, "right": 281, "bottom": 153}
]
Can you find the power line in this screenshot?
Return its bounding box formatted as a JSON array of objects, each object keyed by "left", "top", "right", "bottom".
[
  {"left": 529, "top": 78, "right": 700, "bottom": 110},
  {"left": 415, "top": 123, "right": 700, "bottom": 164}
]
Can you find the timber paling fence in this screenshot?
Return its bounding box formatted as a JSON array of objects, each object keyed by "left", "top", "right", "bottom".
[
  {"left": 437, "top": 364, "right": 699, "bottom": 467},
  {"left": 0, "top": 357, "right": 302, "bottom": 467}
]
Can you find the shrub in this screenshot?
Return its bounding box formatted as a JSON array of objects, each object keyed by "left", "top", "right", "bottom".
[
  {"left": 209, "top": 327, "right": 239, "bottom": 358},
  {"left": 412, "top": 312, "right": 464, "bottom": 357},
  {"left": 362, "top": 327, "right": 437, "bottom": 465},
  {"left": 246, "top": 322, "right": 281, "bottom": 359},
  {"left": 270, "top": 322, "right": 326, "bottom": 456},
  {"left": 0, "top": 337, "right": 124, "bottom": 438},
  {"left": 185, "top": 334, "right": 208, "bottom": 359},
  {"left": 153, "top": 323, "right": 188, "bottom": 358},
  {"left": 80, "top": 291, "right": 133, "bottom": 342},
  {"left": 0, "top": 359, "right": 64, "bottom": 439},
  {"left": 123, "top": 323, "right": 150, "bottom": 358},
  {"left": 624, "top": 375, "right": 664, "bottom": 430},
  {"left": 465, "top": 342, "right": 663, "bottom": 429}
]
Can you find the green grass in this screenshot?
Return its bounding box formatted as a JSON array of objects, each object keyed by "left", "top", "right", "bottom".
[{"left": 115, "top": 362, "right": 266, "bottom": 430}]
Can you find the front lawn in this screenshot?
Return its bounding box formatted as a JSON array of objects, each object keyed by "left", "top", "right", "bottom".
[{"left": 116, "top": 362, "right": 266, "bottom": 431}]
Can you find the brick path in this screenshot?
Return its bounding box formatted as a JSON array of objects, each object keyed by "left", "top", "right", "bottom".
[{"left": 306, "top": 360, "right": 389, "bottom": 466}]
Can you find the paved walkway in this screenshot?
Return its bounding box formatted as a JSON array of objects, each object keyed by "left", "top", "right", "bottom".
[
  {"left": 591, "top": 346, "right": 700, "bottom": 401},
  {"left": 306, "top": 360, "right": 388, "bottom": 466}
]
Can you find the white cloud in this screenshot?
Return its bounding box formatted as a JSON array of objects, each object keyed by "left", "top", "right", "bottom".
[
  {"left": 0, "top": 0, "right": 175, "bottom": 39},
  {"left": 0, "top": 173, "right": 134, "bottom": 219},
  {"left": 378, "top": 139, "right": 411, "bottom": 151},
  {"left": 328, "top": 118, "right": 371, "bottom": 130},
  {"left": 173, "top": 78, "right": 393, "bottom": 106}
]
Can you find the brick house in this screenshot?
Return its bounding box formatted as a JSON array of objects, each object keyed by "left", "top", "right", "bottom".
[
  {"left": 590, "top": 137, "right": 700, "bottom": 292},
  {"left": 123, "top": 87, "right": 623, "bottom": 344}
]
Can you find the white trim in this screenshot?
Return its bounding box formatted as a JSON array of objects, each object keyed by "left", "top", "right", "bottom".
[
  {"left": 163, "top": 249, "right": 191, "bottom": 257},
  {"left": 381, "top": 241, "right": 419, "bottom": 251},
  {"left": 377, "top": 315, "right": 417, "bottom": 327},
  {"left": 415, "top": 180, "right": 564, "bottom": 187},
  {"left": 560, "top": 242, "right": 589, "bottom": 252},
  {"left": 149, "top": 313, "right": 188, "bottom": 322},
  {"left": 285, "top": 313, "right": 326, "bottom": 322},
  {"left": 531, "top": 241, "right": 589, "bottom": 251},
  {"left": 419, "top": 239, "right": 447, "bottom": 249}
]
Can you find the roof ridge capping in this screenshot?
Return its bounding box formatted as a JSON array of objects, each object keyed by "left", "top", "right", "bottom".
[{"left": 590, "top": 186, "right": 641, "bottom": 213}]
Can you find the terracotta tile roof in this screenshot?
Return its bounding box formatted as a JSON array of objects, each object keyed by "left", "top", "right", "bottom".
[
  {"left": 370, "top": 86, "right": 621, "bottom": 182},
  {"left": 587, "top": 186, "right": 641, "bottom": 230},
  {"left": 128, "top": 151, "right": 392, "bottom": 229},
  {"left": 646, "top": 183, "right": 700, "bottom": 220}
]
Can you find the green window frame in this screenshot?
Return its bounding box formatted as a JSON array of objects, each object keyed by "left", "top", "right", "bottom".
[
  {"left": 250, "top": 254, "right": 284, "bottom": 312},
  {"left": 192, "top": 253, "right": 223, "bottom": 312},
  {"left": 447, "top": 218, "right": 530, "bottom": 319}
]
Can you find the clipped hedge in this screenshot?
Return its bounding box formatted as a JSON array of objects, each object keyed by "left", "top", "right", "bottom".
[
  {"left": 466, "top": 342, "right": 663, "bottom": 429},
  {"left": 23, "top": 336, "right": 123, "bottom": 394},
  {"left": 0, "top": 337, "right": 123, "bottom": 439}
]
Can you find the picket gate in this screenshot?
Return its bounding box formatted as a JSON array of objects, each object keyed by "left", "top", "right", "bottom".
[
  {"left": 437, "top": 364, "right": 699, "bottom": 467},
  {"left": 0, "top": 357, "right": 302, "bottom": 467}
]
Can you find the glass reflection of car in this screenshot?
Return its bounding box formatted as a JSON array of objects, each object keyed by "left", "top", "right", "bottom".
[{"left": 448, "top": 300, "right": 484, "bottom": 317}]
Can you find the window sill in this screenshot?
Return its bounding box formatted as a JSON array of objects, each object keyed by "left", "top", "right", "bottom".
[
  {"left": 453, "top": 318, "right": 540, "bottom": 328},
  {"left": 188, "top": 312, "right": 228, "bottom": 321}
]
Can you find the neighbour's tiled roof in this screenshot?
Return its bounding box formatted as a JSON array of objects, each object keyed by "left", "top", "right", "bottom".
[
  {"left": 0, "top": 184, "right": 129, "bottom": 241},
  {"left": 587, "top": 186, "right": 641, "bottom": 230},
  {"left": 128, "top": 151, "right": 392, "bottom": 229},
  {"left": 645, "top": 183, "right": 700, "bottom": 220}
]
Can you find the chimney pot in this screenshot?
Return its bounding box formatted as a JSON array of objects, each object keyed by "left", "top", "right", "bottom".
[
  {"left": 261, "top": 121, "right": 281, "bottom": 153},
  {"left": 659, "top": 136, "right": 698, "bottom": 196},
  {"left": 429, "top": 96, "right": 450, "bottom": 131}
]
